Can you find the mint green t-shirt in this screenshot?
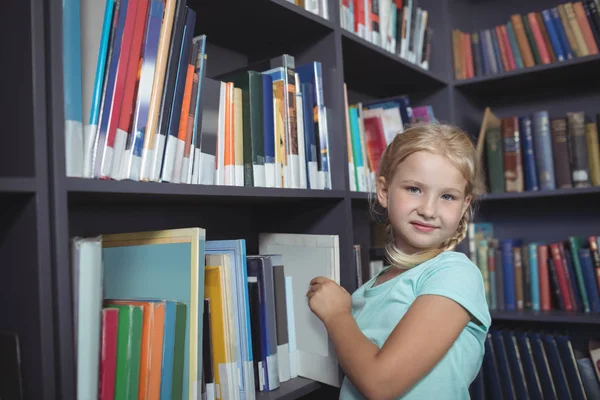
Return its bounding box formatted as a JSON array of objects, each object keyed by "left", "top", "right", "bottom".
[{"left": 339, "top": 251, "right": 491, "bottom": 400}]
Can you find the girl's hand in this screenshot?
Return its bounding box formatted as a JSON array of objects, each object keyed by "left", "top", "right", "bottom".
[{"left": 306, "top": 276, "right": 351, "bottom": 326}]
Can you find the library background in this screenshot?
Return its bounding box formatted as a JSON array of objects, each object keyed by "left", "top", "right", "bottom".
[{"left": 3, "top": 0, "right": 600, "bottom": 398}]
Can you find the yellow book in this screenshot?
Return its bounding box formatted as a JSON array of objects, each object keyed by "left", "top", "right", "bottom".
[
  {"left": 205, "top": 255, "right": 238, "bottom": 400},
  {"left": 586, "top": 122, "right": 600, "bottom": 186}
]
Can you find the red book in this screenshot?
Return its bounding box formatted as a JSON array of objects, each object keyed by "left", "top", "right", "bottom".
[
  {"left": 549, "top": 243, "right": 574, "bottom": 311},
  {"left": 99, "top": 308, "right": 119, "bottom": 400},
  {"left": 110, "top": 0, "right": 151, "bottom": 179},
  {"left": 537, "top": 245, "right": 552, "bottom": 311}
]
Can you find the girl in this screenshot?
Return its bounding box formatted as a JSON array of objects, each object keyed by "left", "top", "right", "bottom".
[{"left": 307, "top": 123, "right": 491, "bottom": 400}]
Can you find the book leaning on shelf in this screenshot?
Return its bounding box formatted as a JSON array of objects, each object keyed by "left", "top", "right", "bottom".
[
  {"left": 343, "top": 84, "right": 437, "bottom": 193},
  {"left": 467, "top": 221, "right": 600, "bottom": 315},
  {"left": 478, "top": 107, "right": 600, "bottom": 194},
  {"left": 71, "top": 230, "right": 341, "bottom": 400},
  {"left": 63, "top": 0, "right": 332, "bottom": 189}
]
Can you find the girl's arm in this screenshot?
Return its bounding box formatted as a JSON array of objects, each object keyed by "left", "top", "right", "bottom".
[{"left": 308, "top": 278, "right": 471, "bottom": 400}]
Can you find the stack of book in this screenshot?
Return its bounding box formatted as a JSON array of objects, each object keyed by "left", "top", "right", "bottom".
[
  {"left": 63, "top": 0, "right": 332, "bottom": 189},
  {"left": 478, "top": 108, "right": 600, "bottom": 194},
  {"left": 468, "top": 222, "right": 600, "bottom": 314},
  {"left": 452, "top": 1, "right": 600, "bottom": 80},
  {"left": 343, "top": 85, "right": 436, "bottom": 193},
  {"left": 72, "top": 229, "right": 341, "bottom": 399},
  {"left": 340, "top": 0, "right": 432, "bottom": 70}
]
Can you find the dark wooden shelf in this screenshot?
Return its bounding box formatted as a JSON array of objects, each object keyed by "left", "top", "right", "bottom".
[
  {"left": 341, "top": 29, "right": 447, "bottom": 97},
  {"left": 491, "top": 310, "right": 600, "bottom": 324},
  {"left": 255, "top": 377, "right": 322, "bottom": 400},
  {"left": 349, "top": 191, "right": 373, "bottom": 200},
  {"left": 66, "top": 177, "right": 346, "bottom": 204},
  {"left": 479, "top": 186, "right": 600, "bottom": 201},
  {"left": 0, "top": 177, "right": 36, "bottom": 193},
  {"left": 191, "top": 0, "right": 334, "bottom": 59},
  {"left": 453, "top": 53, "right": 600, "bottom": 97}
]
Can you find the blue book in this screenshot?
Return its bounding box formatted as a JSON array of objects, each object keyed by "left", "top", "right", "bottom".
[
  {"left": 489, "top": 29, "right": 504, "bottom": 73},
  {"left": 542, "top": 9, "right": 566, "bottom": 61},
  {"left": 555, "top": 335, "right": 588, "bottom": 400},
  {"left": 543, "top": 335, "right": 573, "bottom": 399},
  {"left": 514, "top": 332, "right": 544, "bottom": 400},
  {"left": 160, "top": 8, "right": 196, "bottom": 182},
  {"left": 94, "top": 0, "right": 130, "bottom": 178},
  {"left": 501, "top": 331, "right": 530, "bottom": 399},
  {"left": 550, "top": 7, "right": 574, "bottom": 59},
  {"left": 296, "top": 61, "right": 331, "bottom": 189},
  {"left": 531, "top": 111, "right": 556, "bottom": 190},
  {"left": 63, "top": 0, "right": 84, "bottom": 177},
  {"left": 501, "top": 239, "right": 519, "bottom": 311},
  {"left": 528, "top": 332, "right": 559, "bottom": 400},
  {"left": 518, "top": 116, "right": 539, "bottom": 191},
  {"left": 577, "top": 248, "right": 600, "bottom": 312},
  {"left": 206, "top": 239, "right": 254, "bottom": 399}
]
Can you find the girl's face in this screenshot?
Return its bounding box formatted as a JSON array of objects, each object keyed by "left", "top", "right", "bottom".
[{"left": 377, "top": 150, "right": 472, "bottom": 255}]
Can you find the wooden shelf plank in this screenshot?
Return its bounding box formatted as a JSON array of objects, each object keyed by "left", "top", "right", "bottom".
[
  {"left": 255, "top": 377, "right": 322, "bottom": 400},
  {"left": 491, "top": 310, "right": 600, "bottom": 324},
  {"left": 189, "top": 0, "right": 333, "bottom": 57},
  {"left": 66, "top": 178, "right": 346, "bottom": 203},
  {"left": 341, "top": 29, "right": 447, "bottom": 97},
  {"left": 479, "top": 186, "right": 600, "bottom": 201},
  {"left": 0, "top": 177, "right": 36, "bottom": 193},
  {"left": 453, "top": 53, "right": 600, "bottom": 97}
]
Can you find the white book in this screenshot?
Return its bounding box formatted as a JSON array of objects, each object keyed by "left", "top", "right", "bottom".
[
  {"left": 259, "top": 233, "right": 341, "bottom": 388},
  {"left": 295, "top": 74, "right": 307, "bottom": 189}
]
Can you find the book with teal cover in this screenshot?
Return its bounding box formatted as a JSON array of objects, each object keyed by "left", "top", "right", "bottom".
[
  {"left": 206, "top": 239, "right": 255, "bottom": 400},
  {"left": 102, "top": 228, "right": 205, "bottom": 400}
]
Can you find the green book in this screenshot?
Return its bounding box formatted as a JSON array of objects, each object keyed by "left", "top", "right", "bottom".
[
  {"left": 105, "top": 303, "right": 143, "bottom": 400},
  {"left": 171, "top": 302, "right": 188, "bottom": 400},
  {"left": 485, "top": 124, "right": 505, "bottom": 193},
  {"left": 569, "top": 236, "right": 590, "bottom": 313}
]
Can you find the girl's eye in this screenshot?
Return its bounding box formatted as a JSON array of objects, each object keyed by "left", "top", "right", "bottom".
[
  {"left": 407, "top": 186, "right": 420, "bottom": 193},
  {"left": 442, "top": 194, "right": 456, "bottom": 201}
]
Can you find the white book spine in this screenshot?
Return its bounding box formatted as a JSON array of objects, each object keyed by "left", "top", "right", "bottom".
[
  {"left": 65, "top": 120, "right": 84, "bottom": 177},
  {"left": 171, "top": 137, "right": 186, "bottom": 183},
  {"left": 160, "top": 135, "right": 178, "bottom": 182},
  {"left": 108, "top": 127, "right": 127, "bottom": 179},
  {"left": 295, "top": 80, "right": 307, "bottom": 189},
  {"left": 82, "top": 123, "right": 97, "bottom": 178}
]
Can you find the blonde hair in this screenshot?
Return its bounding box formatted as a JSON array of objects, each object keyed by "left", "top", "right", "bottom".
[{"left": 370, "top": 122, "right": 486, "bottom": 269}]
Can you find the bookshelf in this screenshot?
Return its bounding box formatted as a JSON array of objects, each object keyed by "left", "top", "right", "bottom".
[{"left": 4, "top": 0, "right": 600, "bottom": 398}]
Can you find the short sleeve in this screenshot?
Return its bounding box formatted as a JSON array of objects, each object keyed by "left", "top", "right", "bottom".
[{"left": 416, "top": 253, "right": 491, "bottom": 330}]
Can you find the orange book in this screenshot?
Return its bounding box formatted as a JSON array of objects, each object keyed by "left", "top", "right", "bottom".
[
  {"left": 107, "top": 300, "right": 165, "bottom": 400},
  {"left": 510, "top": 14, "right": 535, "bottom": 67},
  {"left": 464, "top": 32, "right": 474, "bottom": 78},
  {"left": 573, "top": 1, "right": 599, "bottom": 54},
  {"left": 537, "top": 245, "right": 551, "bottom": 311},
  {"left": 224, "top": 82, "right": 235, "bottom": 184},
  {"left": 177, "top": 45, "right": 198, "bottom": 143},
  {"left": 495, "top": 25, "right": 511, "bottom": 71}
]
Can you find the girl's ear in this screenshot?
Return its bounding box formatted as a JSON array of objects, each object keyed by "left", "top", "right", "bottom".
[
  {"left": 377, "top": 176, "right": 389, "bottom": 208},
  {"left": 462, "top": 195, "right": 472, "bottom": 215}
]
